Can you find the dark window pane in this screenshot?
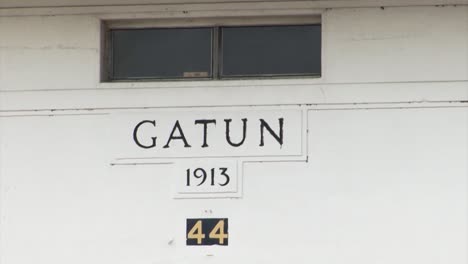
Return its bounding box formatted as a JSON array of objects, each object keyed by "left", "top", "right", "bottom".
[
  {"left": 220, "top": 25, "right": 321, "bottom": 77},
  {"left": 111, "top": 28, "right": 212, "bottom": 79}
]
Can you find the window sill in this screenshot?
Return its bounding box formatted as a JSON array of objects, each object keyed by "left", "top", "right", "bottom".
[{"left": 97, "top": 76, "right": 323, "bottom": 90}]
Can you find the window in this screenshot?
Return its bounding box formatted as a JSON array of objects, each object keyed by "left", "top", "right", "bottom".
[
  {"left": 220, "top": 25, "right": 321, "bottom": 77},
  {"left": 111, "top": 28, "right": 213, "bottom": 79},
  {"left": 103, "top": 18, "right": 321, "bottom": 81}
]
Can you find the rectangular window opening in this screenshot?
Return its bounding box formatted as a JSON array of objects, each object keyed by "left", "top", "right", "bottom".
[
  {"left": 110, "top": 27, "right": 213, "bottom": 80},
  {"left": 102, "top": 17, "right": 321, "bottom": 81},
  {"left": 220, "top": 25, "right": 321, "bottom": 78}
]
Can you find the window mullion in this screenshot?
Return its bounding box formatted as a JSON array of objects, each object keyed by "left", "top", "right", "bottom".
[{"left": 212, "top": 26, "right": 220, "bottom": 79}]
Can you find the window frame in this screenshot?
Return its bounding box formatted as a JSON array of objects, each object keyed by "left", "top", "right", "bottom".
[{"left": 101, "top": 15, "right": 322, "bottom": 82}]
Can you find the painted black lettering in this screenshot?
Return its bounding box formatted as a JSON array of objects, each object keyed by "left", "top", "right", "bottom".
[
  {"left": 225, "top": 118, "right": 247, "bottom": 147},
  {"left": 133, "top": 120, "right": 157, "bottom": 149},
  {"left": 194, "top": 119, "right": 216, "bottom": 148},
  {"left": 259, "top": 118, "right": 284, "bottom": 146},
  {"left": 163, "top": 120, "right": 192, "bottom": 148}
]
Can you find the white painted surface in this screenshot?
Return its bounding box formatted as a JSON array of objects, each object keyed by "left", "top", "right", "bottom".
[
  {"left": 0, "top": 107, "right": 466, "bottom": 263},
  {"left": 324, "top": 6, "right": 468, "bottom": 83},
  {"left": 1, "top": 5, "right": 468, "bottom": 92},
  {"left": 0, "top": 1, "right": 467, "bottom": 264},
  {"left": 0, "top": 15, "right": 101, "bottom": 91},
  {"left": 0, "top": 0, "right": 466, "bottom": 10}
]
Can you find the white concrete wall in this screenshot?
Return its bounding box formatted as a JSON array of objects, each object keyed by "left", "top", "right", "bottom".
[
  {"left": 324, "top": 6, "right": 468, "bottom": 83},
  {"left": 0, "top": 2, "right": 467, "bottom": 264},
  {"left": 1, "top": 5, "right": 468, "bottom": 91}
]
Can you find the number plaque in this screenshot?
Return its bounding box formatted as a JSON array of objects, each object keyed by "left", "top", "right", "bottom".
[{"left": 186, "top": 218, "right": 228, "bottom": 246}]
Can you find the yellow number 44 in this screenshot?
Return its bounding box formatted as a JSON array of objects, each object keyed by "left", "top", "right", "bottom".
[
  {"left": 209, "top": 220, "right": 228, "bottom": 244},
  {"left": 187, "top": 220, "right": 205, "bottom": 244},
  {"left": 187, "top": 220, "right": 228, "bottom": 245}
]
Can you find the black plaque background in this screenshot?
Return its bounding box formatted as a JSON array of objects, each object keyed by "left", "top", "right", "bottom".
[{"left": 186, "top": 218, "right": 229, "bottom": 246}]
